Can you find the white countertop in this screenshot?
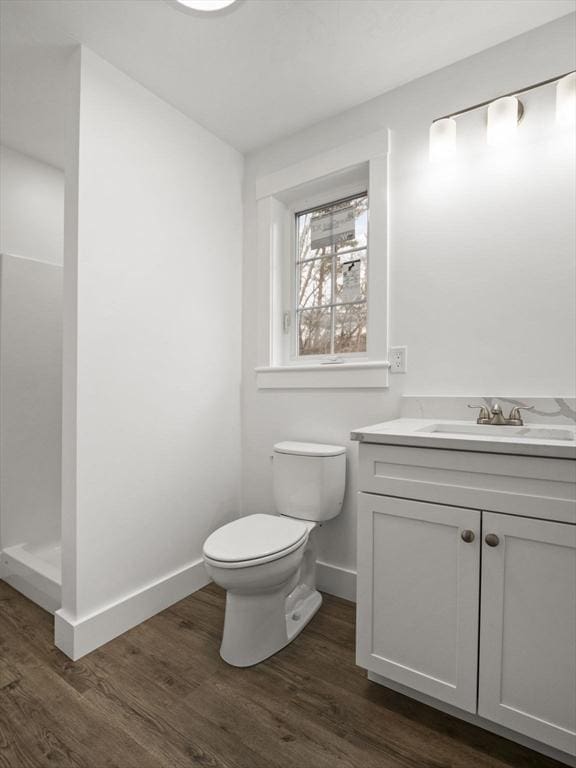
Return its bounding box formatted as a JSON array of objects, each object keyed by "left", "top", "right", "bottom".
[{"left": 350, "top": 418, "right": 576, "bottom": 460}]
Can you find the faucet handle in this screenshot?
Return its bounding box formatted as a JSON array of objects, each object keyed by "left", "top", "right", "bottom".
[
  {"left": 507, "top": 404, "right": 534, "bottom": 422},
  {"left": 467, "top": 404, "right": 491, "bottom": 423}
]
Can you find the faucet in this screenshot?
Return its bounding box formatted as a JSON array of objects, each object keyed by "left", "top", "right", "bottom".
[{"left": 467, "top": 402, "right": 534, "bottom": 426}]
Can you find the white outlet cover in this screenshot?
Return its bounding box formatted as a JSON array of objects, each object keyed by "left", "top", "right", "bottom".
[{"left": 390, "top": 346, "right": 407, "bottom": 373}]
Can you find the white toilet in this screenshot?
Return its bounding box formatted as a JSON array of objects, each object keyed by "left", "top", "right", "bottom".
[{"left": 203, "top": 441, "right": 346, "bottom": 667}]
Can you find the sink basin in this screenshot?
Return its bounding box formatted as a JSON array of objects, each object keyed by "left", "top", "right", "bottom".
[{"left": 419, "top": 423, "right": 576, "bottom": 441}]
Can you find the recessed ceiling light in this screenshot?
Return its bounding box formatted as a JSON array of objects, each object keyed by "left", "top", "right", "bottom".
[{"left": 174, "top": 0, "right": 237, "bottom": 10}]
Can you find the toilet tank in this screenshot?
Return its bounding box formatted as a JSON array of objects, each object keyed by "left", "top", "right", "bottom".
[{"left": 273, "top": 441, "right": 346, "bottom": 522}]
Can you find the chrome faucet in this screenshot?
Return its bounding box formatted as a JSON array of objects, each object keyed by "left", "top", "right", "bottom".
[{"left": 467, "top": 402, "right": 534, "bottom": 426}]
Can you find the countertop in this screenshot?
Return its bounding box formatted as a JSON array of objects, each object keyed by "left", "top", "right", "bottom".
[{"left": 350, "top": 418, "right": 576, "bottom": 460}]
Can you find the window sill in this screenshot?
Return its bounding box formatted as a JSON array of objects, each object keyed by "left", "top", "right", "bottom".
[{"left": 255, "top": 360, "right": 390, "bottom": 390}]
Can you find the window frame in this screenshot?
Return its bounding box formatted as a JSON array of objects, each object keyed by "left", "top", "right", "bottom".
[
  {"left": 254, "top": 129, "right": 390, "bottom": 389},
  {"left": 290, "top": 188, "right": 369, "bottom": 364}
]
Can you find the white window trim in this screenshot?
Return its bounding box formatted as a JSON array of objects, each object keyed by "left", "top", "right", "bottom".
[
  {"left": 255, "top": 360, "right": 391, "bottom": 390},
  {"left": 255, "top": 129, "right": 390, "bottom": 390}
]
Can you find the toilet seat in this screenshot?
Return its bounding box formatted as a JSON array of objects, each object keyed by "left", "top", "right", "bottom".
[{"left": 203, "top": 514, "right": 309, "bottom": 570}]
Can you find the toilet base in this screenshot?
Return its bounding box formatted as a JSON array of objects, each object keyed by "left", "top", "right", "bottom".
[
  {"left": 220, "top": 584, "right": 322, "bottom": 668},
  {"left": 286, "top": 583, "right": 322, "bottom": 642}
]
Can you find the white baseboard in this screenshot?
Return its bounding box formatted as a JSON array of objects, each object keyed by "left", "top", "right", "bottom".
[
  {"left": 316, "top": 560, "right": 356, "bottom": 603},
  {"left": 55, "top": 558, "right": 210, "bottom": 660}
]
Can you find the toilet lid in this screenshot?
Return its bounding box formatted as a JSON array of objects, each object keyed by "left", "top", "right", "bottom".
[
  {"left": 274, "top": 441, "right": 345, "bottom": 457},
  {"left": 203, "top": 514, "right": 308, "bottom": 564}
]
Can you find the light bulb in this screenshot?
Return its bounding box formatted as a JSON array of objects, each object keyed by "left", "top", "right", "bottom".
[
  {"left": 486, "top": 96, "right": 522, "bottom": 147},
  {"left": 429, "top": 118, "right": 457, "bottom": 162},
  {"left": 556, "top": 72, "right": 576, "bottom": 127},
  {"left": 174, "top": 0, "right": 236, "bottom": 10}
]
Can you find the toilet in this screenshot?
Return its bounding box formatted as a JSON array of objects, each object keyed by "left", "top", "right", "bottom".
[{"left": 203, "top": 441, "right": 346, "bottom": 667}]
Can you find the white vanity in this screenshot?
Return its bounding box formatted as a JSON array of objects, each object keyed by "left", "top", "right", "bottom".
[{"left": 351, "top": 417, "right": 576, "bottom": 763}]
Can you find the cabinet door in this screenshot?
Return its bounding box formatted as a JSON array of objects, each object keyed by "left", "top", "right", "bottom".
[
  {"left": 479, "top": 512, "right": 576, "bottom": 755},
  {"left": 357, "top": 494, "right": 481, "bottom": 712}
]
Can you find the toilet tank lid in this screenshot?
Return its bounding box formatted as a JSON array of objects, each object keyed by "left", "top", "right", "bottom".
[{"left": 274, "top": 441, "right": 346, "bottom": 457}]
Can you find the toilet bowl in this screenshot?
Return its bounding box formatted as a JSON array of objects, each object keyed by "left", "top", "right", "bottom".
[{"left": 203, "top": 441, "right": 346, "bottom": 667}]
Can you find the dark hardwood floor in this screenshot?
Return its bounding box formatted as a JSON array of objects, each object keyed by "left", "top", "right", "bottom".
[{"left": 0, "top": 579, "right": 566, "bottom": 768}]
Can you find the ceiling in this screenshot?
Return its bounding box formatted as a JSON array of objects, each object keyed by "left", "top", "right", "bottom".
[{"left": 1, "top": 0, "right": 575, "bottom": 168}]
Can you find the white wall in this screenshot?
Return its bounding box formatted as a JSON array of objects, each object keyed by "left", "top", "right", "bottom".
[
  {"left": 58, "top": 48, "right": 243, "bottom": 656},
  {"left": 0, "top": 254, "right": 63, "bottom": 551},
  {"left": 242, "top": 15, "right": 576, "bottom": 575},
  {"left": 0, "top": 144, "right": 64, "bottom": 264}
]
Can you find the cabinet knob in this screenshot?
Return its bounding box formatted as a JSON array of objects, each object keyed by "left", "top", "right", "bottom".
[
  {"left": 461, "top": 529, "right": 475, "bottom": 543},
  {"left": 485, "top": 533, "right": 500, "bottom": 547}
]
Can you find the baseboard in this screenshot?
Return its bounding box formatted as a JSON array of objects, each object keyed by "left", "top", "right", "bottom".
[
  {"left": 367, "top": 671, "right": 576, "bottom": 767},
  {"left": 316, "top": 560, "right": 356, "bottom": 603},
  {"left": 55, "top": 558, "right": 210, "bottom": 661}
]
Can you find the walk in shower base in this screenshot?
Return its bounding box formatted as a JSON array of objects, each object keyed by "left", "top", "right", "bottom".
[{"left": 1, "top": 541, "right": 61, "bottom": 613}]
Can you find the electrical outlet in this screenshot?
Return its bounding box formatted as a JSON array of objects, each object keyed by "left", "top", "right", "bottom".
[{"left": 390, "top": 346, "right": 407, "bottom": 374}]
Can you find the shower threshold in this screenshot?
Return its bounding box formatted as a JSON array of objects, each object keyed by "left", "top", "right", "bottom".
[{"left": 1, "top": 540, "right": 61, "bottom": 613}]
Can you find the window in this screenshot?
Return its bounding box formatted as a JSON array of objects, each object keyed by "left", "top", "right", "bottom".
[
  {"left": 295, "top": 192, "right": 368, "bottom": 359},
  {"left": 254, "top": 130, "right": 389, "bottom": 388}
]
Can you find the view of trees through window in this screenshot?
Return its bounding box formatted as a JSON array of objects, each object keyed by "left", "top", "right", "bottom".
[{"left": 296, "top": 193, "right": 368, "bottom": 356}]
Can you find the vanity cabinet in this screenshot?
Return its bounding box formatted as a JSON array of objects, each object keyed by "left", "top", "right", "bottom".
[{"left": 355, "top": 441, "right": 576, "bottom": 759}]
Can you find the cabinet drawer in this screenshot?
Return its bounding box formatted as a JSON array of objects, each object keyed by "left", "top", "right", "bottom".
[{"left": 358, "top": 443, "right": 576, "bottom": 523}]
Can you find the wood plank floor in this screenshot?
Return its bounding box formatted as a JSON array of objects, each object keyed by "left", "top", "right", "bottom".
[{"left": 0, "top": 580, "right": 566, "bottom": 768}]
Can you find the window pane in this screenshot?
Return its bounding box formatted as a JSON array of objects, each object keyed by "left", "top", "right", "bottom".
[
  {"left": 297, "top": 211, "right": 329, "bottom": 260},
  {"left": 295, "top": 192, "right": 368, "bottom": 358},
  {"left": 334, "top": 196, "right": 368, "bottom": 252},
  {"left": 298, "top": 257, "right": 332, "bottom": 309},
  {"left": 298, "top": 308, "right": 332, "bottom": 356},
  {"left": 334, "top": 303, "right": 367, "bottom": 354},
  {"left": 297, "top": 193, "right": 367, "bottom": 261},
  {"left": 335, "top": 252, "right": 367, "bottom": 304}
]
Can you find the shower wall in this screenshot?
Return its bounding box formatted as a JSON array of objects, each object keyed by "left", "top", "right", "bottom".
[
  {"left": 0, "top": 144, "right": 64, "bottom": 265},
  {"left": 0, "top": 253, "right": 63, "bottom": 552},
  {"left": 0, "top": 145, "right": 64, "bottom": 610}
]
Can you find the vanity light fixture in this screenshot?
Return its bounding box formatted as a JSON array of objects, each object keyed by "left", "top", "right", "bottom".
[
  {"left": 429, "top": 117, "right": 457, "bottom": 162},
  {"left": 172, "top": 0, "right": 237, "bottom": 11},
  {"left": 429, "top": 70, "right": 575, "bottom": 160},
  {"left": 486, "top": 96, "right": 523, "bottom": 147},
  {"left": 556, "top": 72, "right": 576, "bottom": 127}
]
